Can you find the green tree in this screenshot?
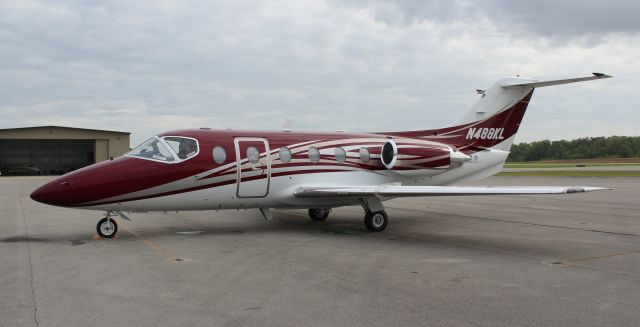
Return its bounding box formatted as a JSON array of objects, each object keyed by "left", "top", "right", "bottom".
[{"left": 506, "top": 136, "right": 640, "bottom": 161}]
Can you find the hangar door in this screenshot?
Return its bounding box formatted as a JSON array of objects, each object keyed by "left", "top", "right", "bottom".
[{"left": 0, "top": 139, "right": 95, "bottom": 175}]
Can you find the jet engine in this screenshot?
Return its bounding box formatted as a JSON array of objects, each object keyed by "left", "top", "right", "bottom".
[{"left": 380, "top": 139, "right": 471, "bottom": 176}]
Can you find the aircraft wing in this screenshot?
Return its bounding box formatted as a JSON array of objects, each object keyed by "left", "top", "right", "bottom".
[{"left": 293, "top": 185, "right": 610, "bottom": 198}]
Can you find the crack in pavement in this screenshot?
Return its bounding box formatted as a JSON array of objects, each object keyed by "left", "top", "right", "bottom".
[{"left": 19, "top": 198, "right": 39, "bottom": 327}]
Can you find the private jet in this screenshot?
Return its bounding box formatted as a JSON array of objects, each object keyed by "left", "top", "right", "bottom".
[{"left": 30, "top": 73, "right": 612, "bottom": 238}]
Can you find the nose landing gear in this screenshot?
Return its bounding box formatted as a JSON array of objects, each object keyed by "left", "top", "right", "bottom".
[
  {"left": 97, "top": 212, "right": 118, "bottom": 238},
  {"left": 96, "top": 211, "right": 130, "bottom": 239}
]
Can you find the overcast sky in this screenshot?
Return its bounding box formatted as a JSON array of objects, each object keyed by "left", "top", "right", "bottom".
[{"left": 1, "top": 0, "right": 638, "bottom": 146}]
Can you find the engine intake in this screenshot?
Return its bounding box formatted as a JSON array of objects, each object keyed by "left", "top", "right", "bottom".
[{"left": 381, "top": 140, "right": 398, "bottom": 169}]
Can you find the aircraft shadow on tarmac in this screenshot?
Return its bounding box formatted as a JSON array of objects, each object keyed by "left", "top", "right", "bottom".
[{"left": 2, "top": 210, "right": 570, "bottom": 259}]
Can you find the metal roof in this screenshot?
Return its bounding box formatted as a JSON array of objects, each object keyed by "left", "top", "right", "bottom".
[{"left": 0, "top": 125, "right": 130, "bottom": 135}]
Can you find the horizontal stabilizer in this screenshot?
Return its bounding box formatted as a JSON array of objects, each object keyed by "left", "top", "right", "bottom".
[
  {"left": 294, "top": 185, "right": 610, "bottom": 198},
  {"left": 501, "top": 73, "right": 612, "bottom": 89}
]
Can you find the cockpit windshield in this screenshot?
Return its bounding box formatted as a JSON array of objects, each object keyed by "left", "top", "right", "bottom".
[
  {"left": 162, "top": 137, "right": 199, "bottom": 159},
  {"left": 127, "top": 136, "right": 200, "bottom": 163},
  {"left": 128, "top": 138, "right": 176, "bottom": 162}
]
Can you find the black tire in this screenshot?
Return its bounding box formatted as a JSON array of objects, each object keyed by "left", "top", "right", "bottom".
[
  {"left": 97, "top": 217, "right": 118, "bottom": 238},
  {"left": 308, "top": 208, "right": 330, "bottom": 221},
  {"left": 364, "top": 210, "right": 388, "bottom": 232}
]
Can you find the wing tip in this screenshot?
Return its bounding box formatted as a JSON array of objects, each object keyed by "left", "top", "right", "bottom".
[
  {"left": 567, "top": 186, "right": 612, "bottom": 193},
  {"left": 592, "top": 72, "right": 613, "bottom": 78}
]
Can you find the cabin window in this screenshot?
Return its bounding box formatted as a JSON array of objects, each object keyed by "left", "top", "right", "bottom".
[
  {"left": 162, "top": 136, "right": 199, "bottom": 160},
  {"left": 335, "top": 147, "right": 346, "bottom": 163},
  {"left": 128, "top": 137, "right": 176, "bottom": 163},
  {"left": 279, "top": 147, "right": 292, "bottom": 163},
  {"left": 213, "top": 146, "right": 226, "bottom": 164},
  {"left": 247, "top": 146, "right": 260, "bottom": 164},
  {"left": 359, "top": 147, "right": 370, "bottom": 163},
  {"left": 308, "top": 147, "right": 320, "bottom": 163}
]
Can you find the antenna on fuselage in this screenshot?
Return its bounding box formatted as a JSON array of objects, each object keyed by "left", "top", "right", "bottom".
[{"left": 281, "top": 118, "right": 293, "bottom": 132}]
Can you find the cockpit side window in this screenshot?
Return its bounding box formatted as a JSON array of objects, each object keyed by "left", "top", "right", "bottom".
[
  {"left": 162, "top": 137, "right": 199, "bottom": 160},
  {"left": 128, "top": 138, "right": 176, "bottom": 162}
]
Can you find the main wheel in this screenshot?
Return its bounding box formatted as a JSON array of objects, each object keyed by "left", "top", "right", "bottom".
[
  {"left": 97, "top": 217, "right": 118, "bottom": 238},
  {"left": 364, "top": 210, "right": 388, "bottom": 232},
  {"left": 308, "top": 208, "right": 330, "bottom": 221}
]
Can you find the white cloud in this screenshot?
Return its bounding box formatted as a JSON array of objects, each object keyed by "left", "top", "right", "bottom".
[{"left": 0, "top": 0, "right": 638, "bottom": 146}]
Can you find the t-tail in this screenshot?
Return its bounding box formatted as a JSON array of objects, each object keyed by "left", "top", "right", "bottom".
[{"left": 385, "top": 73, "right": 612, "bottom": 152}]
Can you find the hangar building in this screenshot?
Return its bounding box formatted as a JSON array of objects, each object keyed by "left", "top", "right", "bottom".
[{"left": 0, "top": 126, "right": 130, "bottom": 175}]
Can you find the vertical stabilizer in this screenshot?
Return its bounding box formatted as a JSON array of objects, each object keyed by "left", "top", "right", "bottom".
[{"left": 384, "top": 73, "right": 611, "bottom": 152}]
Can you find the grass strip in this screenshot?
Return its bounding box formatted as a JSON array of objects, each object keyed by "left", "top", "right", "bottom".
[
  {"left": 497, "top": 171, "right": 640, "bottom": 177},
  {"left": 504, "top": 163, "right": 640, "bottom": 168}
]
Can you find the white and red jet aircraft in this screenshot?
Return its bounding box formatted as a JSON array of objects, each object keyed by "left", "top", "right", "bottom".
[{"left": 31, "top": 73, "right": 612, "bottom": 238}]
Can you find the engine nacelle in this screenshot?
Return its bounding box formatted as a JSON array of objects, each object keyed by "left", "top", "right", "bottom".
[
  {"left": 380, "top": 139, "right": 471, "bottom": 176},
  {"left": 380, "top": 139, "right": 399, "bottom": 169}
]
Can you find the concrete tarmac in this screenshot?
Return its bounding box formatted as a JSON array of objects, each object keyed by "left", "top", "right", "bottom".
[{"left": 1, "top": 176, "right": 639, "bottom": 326}]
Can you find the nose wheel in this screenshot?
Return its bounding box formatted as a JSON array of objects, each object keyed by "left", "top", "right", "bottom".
[{"left": 97, "top": 214, "right": 118, "bottom": 238}]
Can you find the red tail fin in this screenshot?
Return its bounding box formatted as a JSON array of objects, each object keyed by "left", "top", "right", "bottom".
[{"left": 384, "top": 89, "right": 533, "bottom": 152}]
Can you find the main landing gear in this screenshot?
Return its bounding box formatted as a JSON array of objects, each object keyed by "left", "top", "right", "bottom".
[
  {"left": 307, "top": 198, "right": 389, "bottom": 232},
  {"left": 360, "top": 197, "right": 388, "bottom": 232},
  {"left": 308, "top": 208, "right": 331, "bottom": 221},
  {"left": 364, "top": 210, "right": 388, "bottom": 232}
]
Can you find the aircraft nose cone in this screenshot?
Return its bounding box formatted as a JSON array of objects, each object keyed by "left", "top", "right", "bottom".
[
  {"left": 30, "top": 179, "right": 72, "bottom": 206},
  {"left": 30, "top": 186, "right": 47, "bottom": 204}
]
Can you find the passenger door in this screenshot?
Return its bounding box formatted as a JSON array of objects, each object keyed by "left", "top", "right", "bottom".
[{"left": 234, "top": 137, "right": 270, "bottom": 198}]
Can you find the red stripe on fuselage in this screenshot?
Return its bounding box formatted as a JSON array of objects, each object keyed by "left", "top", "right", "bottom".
[{"left": 70, "top": 169, "right": 357, "bottom": 207}]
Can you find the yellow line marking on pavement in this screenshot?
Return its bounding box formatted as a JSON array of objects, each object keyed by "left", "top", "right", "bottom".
[{"left": 119, "top": 222, "right": 190, "bottom": 263}]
